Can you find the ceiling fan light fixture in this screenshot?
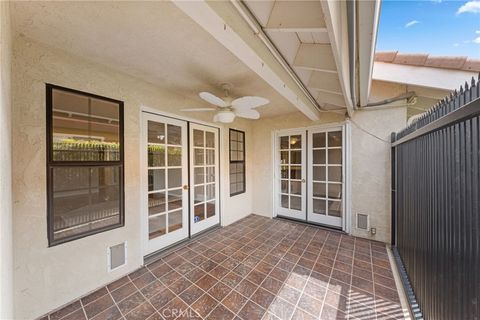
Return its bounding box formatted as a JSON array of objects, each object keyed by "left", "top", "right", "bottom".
[{"left": 215, "top": 110, "right": 235, "bottom": 123}]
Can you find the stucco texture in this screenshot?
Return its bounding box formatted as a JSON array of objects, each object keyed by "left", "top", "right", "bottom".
[{"left": 12, "top": 36, "right": 253, "bottom": 319}]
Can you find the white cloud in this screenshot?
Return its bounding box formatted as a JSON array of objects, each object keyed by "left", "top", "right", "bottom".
[
  {"left": 474, "top": 37, "right": 480, "bottom": 44},
  {"left": 457, "top": 1, "right": 480, "bottom": 14},
  {"left": 405, "top": 20, "right": 420, "bottom": 28},
  {"left": 476, "top": 30, "right": 480, "bottom": 34}
]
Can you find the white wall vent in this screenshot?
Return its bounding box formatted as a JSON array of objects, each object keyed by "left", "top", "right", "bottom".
[
  {"left": 356, "top": 213, "right": 369, "bottom": 230},
  {"left": 107, "top": 242, "right": 127, "bottom": 272}
]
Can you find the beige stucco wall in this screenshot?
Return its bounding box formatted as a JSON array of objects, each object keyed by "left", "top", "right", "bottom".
[
  {"left": 0, "top": 2, "right": 13, "bottom": 319},
  {"left": 12, "top": 36, "right": 253, "bottom": 319},
  {"left": 250, "top": 107, "right": 406, "bottom": 244}
]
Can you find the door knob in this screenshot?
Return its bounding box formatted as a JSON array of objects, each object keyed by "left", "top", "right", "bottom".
[
  {"left": 183, "top": 185, "right": 189, "bottom": 190},
  {"left": 301, "top": 179, "right": 306, "bottom": 183}
]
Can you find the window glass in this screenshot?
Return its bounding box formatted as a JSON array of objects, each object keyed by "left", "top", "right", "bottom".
[{"left": 229, "top": 129, "right": 246, "bottom": 196}]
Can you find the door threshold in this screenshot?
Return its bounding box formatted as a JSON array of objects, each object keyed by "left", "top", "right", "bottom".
[
  {"left": 275, "top": 216, "right": 345, "bottom": 234},
  {"left": 144, "top": 224, "right": 221, "bottom": 266}
]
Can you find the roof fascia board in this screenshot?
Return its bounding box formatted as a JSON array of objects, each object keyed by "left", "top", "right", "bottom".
[
  {"left": 373, "top": 62, "right": 477, "bottom": 91},
  {"left": 173, "top": 0, "right": 320, "bottom": 121}
]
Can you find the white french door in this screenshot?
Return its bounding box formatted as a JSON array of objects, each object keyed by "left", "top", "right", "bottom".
[
  {"left": 307, "top": 127, "right": 345, "bottom": 228},
  {"left": 190, "top": 123, "right": 220, "bottom": 235},
  {"left": 142, "top": 113, "right": 189, "bottom": 255},
  {"left": 275, "top": 125, "right": 346, "bottom": 229},
  {"left": 276, "top": 130, "right": 307, "bottom": 220}
]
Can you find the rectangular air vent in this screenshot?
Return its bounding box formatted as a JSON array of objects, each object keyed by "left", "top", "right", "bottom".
[
  {"left": 356, "top": 213, "right": 369, "bottom": 230},
  {"left": 108, "top": 242, "right": 127, "bottom": 272}
]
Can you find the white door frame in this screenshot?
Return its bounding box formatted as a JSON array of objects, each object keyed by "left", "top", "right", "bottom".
[
  {"left": 274, "top": 128, "right": 307, "bottom": 220},
  {"left": 141, "top": 112, "right": 189, "bottom": 255},
  {"left": 273, "top": 121, "right": 351, "bottom": 233},
  {"left": 189, "top": 123, "right": 220, "bottom": 235},
  {"left": 140, "top": 107, "right": 223, "bottom": 258}
]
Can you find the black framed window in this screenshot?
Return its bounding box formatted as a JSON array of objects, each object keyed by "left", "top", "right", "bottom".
[
  {"left": 46, "top": 84, "right": 124, "bottom": 246},
  {"left": 229, "top": 129, "right": 245, "bottom": 196}
]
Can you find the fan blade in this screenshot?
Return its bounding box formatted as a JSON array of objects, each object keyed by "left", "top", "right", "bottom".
[
  {"left": 181, "top": 108, "right": 216, "bottom": 112},
  {"left": 231, "top": 96, "right": 269, "bottom": 110},
  {"left": 235, "top": 109, "right": 260, "bottom": 120},
  {"left": 199, "top": 92, "right": 227, "bottom": 108}
]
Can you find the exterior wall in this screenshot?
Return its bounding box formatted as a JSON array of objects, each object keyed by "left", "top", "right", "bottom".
[
  {"left": 0, "top": 2, "right": 13, "bottom": 319},
  {"left": 12, "top": 37, "right": 253, "bottom": 319},
  {"left": 251, "top": 108, "right": 406, "bottom": 244}
]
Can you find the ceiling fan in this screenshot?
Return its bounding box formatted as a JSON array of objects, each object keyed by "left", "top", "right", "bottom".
[{"left": 181, "top": 83, "right": 269, "bottom": 123}]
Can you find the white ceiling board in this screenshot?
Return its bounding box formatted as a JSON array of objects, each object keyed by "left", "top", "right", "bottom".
[
  {"left": 293, "top": 44, "right": 337, "bottom": 73},
  {"left": 293, "top": 68, "right": 312, "bottom": 87},
  {"left": 316, "top": 91, "right": 345, "bottom": 107},
  {"left": 266, "top": 31, "right": 300, "bottom": 65},
  {"left": 266, "top": 1, "right": 326, "bottom": 31},
  {"left": 312, "top": 32, "right": 330, "bottom": 44},
  {"left": 308, "top": 71, "right": 342, "bottom": 94},
  {"left": 243, "top": 0, "right": 274, "bottom": 27},
  {"left": 297, "top": 32, "right": 314, "bottom": 43},
  {"left": 12, "top": 1, "right": 299, "bottom": 118}
]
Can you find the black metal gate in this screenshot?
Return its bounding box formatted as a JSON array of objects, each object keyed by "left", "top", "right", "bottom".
[{"left": 391, "top": 77, "right": 480, "bottom": 320}]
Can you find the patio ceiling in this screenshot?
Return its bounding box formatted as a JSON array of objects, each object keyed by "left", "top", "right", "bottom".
[{"left": 11, "top": 1, "right": 299, "bottom": 119}]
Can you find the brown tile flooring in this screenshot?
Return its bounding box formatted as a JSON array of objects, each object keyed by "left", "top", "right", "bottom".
[{"left": 40, "top": 215, "right": 407, "bottom": 320}]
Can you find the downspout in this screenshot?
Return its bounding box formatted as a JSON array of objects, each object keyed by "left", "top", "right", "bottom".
[{"left": 347, "top": 0, "right": 358, "bottom": 111}]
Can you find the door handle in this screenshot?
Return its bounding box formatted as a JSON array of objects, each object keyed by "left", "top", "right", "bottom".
[
  {"left": 183, "top": 185, "right": 189, "bottom": 190},
  {"left": 301, "top": 179, "right": 306, "bottom": 183}
]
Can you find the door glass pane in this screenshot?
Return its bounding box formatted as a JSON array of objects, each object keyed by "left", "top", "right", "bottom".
[
  {"left": 206, "top": 149, "right": 215, "bottom": 165},
  {"left": 313, "top": 199, "right": 326, "bottom": 215},
  {"left": 168, "top": 168, "right": 182, "bottom": 188},
  {"left": 290, "top": 150, "right": 301, "bottom": 164},
  {"left": 206, "top": 184, "right": 215, "bottom": 201},
  {"left": 148, "top": 146, "right": 165, "bottom": 167},
  {"left": 328, "top": 149, "right": 342, "bottom": 164},
  {"left": 205, "top": 132, "right": 215, "bottom": 148},
  {"left": 206, "top": 201, "right": 215, "bottom": 218},
  {"left": 167, "top": 124, "right": 182, "bottom": 145},
  {"left": 290, "top": 135, "right": 302, "bottom": 149},
  {"left": 328, "top": 167, "right": 342, "bottom": 182},
  {"left": 148, "top": 193, "right": 166, "bottom": 215},
  {"left": 328, "top": 131, "right": 342, "bottom": 147},
  {"left": 328, "top": 184, "right": 342, "bottom": 199},
  {"left": 194, "top": 167, "right": 204, "bottom": 185},
  {"left": 281, "top": 166, "right": 289, "bottom": 179},
  {"left": 313, "top": 150, "right": 326, "bottom": 164},
  {"left": 290, "top": 166, "right": 301, "bottom": 180},
  {"left": 313, "top": 166, "right": 326, "bottom": 181},
  {"left": 281, "top": 180, "right": 288, "bottom": 193},
  {"left": 167, "top": 147, "right": 182, "bottom": 166},
  {"left": 280, "top": 151, "right": 289, "bottom": 164},
  {"left": 149, "top": 215, "right": 166, "bottom": 239},
  {"left": 194, "top": 186, "right": 205, "bottom": 204},
  {"left": 148, "top": 121, "right": 165, "bottom": 144},
  {"left": 206, "top": 167, "right": 215, "bottom": 183},
  {"left": 194, "top": 204, "right": 205, "bottom": 222},
  {"left": 313, "top": 183, "right": 326, "bottom": 198},
  {"left": 290, "top": 181, "right": 301, "bottom": 195},
  {"left": 194, "top": 149, "right": 204, "bottom": 165},
  {"left": 312, "top": 132, "right": 325, "bottom": 148},
  {"left": 168, "top": 189, "right": 182, "bottom": 211},
  {"left": 148, "top": 169, "right": 165, "bottom": 191},
  {"left": 193, "top": 129, "right": 204, "bottom": 147},
  {"left": 168, "top": 210, "right": 182, "bottom": 232},
  {"left": 290, "top": 196, "right": 301, "bottom": 210},
  {"left": 280, "top": 136, "right": 289, "bottom": 149},
  {"left": 281, "top": 195, "right": 289, "bottom": 208},
  {"left": 328, "top": 201, "right": 342, "bottom": 217}
]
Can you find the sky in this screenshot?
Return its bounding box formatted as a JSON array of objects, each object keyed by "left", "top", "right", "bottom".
[{"left": 376, "top": 0, "right": 480, "bottom": 58}]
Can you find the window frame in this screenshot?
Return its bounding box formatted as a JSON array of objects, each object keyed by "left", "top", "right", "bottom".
[
  {"left": 46, "top": 83, "right": 125, "bottom": 247},
  {"left": 229, "top": 129, "right": 246, "bottom": 196}
]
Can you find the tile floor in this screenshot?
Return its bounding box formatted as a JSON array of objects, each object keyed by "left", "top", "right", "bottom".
[{"left": 39, "top": 215, "right": 407, "bottom": 320}]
